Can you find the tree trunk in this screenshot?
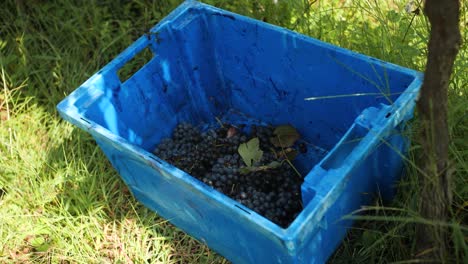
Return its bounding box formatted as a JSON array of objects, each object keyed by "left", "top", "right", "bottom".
[{"left": 416, "top": 0, "right": 461, "bottom": 262}]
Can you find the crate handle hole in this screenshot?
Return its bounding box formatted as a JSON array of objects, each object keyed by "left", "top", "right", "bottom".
[
  {"left": 385, "top": 112, "right": 392, "bottom": 118},
  {"left": 117, "top": 47, "right": 153, "bottom": 83}
]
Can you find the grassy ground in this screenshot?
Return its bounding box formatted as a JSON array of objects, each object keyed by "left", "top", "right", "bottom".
[{"left": 0, "top": 0, "right": 466, "bottom": 263}]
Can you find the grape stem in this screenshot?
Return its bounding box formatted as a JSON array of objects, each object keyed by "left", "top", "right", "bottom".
[
  {"left": 215, "top": 117, "right": 225, "bottom": 128},
  {"left": 276, "top": 135, "right": 302, "bottom": 178}
]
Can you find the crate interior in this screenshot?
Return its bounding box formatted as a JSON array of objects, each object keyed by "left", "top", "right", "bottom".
[{"left": 81, "top": 6, "right": 416, "bottom": 178}]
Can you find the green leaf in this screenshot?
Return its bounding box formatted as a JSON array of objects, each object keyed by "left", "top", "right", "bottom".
[
  {"left": 270, "top": 125, "right": 300, "bottom": 148},
  {"left": 239, "top": 161, "right": 282, "bottom": 174},
  {"left": 264, "top": 161, "right": 282, "bottom": 169},
  {"left": 30, "top": 235, "right": 52, "bottom": 252},
  {"left": 238, "top": 137, "right": 263, "bottom": 167},
  {"left": 30, "top": 236, "right": 45, "bottom": 248},
  {"left": 239, "top": 167, "right": 252, "bottom": 174}
]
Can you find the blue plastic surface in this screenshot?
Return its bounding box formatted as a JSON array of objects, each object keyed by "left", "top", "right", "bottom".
[{"left": 57, "top": 1, "right": 423, "bottom": 263}]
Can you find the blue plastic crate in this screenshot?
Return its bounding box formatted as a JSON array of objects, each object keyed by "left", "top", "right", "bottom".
[{"left": 57, "top": 1, "right": 423, "bottom": 263}]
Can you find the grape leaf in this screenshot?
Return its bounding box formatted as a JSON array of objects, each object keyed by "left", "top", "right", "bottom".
[
  {"left": 239, "top": 161, "right": 282, "bottom": 174},
  {"left": 239, "top": 167, "right": 252, "bottom": 174},
  {"left": 238, "top": 137, "right": 263, "bottom": 167},
  {"left": 279, "top": 148, "right": 298, "bottom": 161},
  {"left": 263, "top": 161, "right": 282, "bottom": 169},
  {"left": 270, "top": 125, "right": 300, "bottom": 148}
]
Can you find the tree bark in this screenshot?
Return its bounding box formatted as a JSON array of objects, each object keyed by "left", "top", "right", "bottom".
[{"left": 416, "top": 0, "right": 461, "bottom": 262}]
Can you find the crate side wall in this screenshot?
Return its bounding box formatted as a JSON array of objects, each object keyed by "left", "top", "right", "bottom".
[
  {"left": 82, "top": 18, "right": 225, "bottom": 152},
  {"left": 206, "top": 13, "right": 416, "bottom": 153},
  {"left": 93, "top": 136, "right": 294, "bottom": 264},
  {"left": 295, "top": 126, "right": 409, "bottom": 259}
]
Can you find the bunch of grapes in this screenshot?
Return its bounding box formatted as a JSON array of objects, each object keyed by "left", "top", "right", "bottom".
[{"left": 153, "top": 122, "right": 304, "bottom": 228}]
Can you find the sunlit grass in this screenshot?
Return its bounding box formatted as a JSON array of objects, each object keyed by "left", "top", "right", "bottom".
[{"left": 0, "top": 0, "right": 466, "bottom": 263}]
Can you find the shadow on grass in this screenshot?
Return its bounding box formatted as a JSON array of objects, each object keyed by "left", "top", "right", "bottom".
[
  {"left": 38, "top": 128, "right": 228, "bottom": 263},
  {"left": 2, "top": 1, "right": 225, "bottom": 260}
]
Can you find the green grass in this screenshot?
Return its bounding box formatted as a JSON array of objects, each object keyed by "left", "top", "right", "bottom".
[{"left": 0, "top": 0, "right": 466, "bottom": 263}]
